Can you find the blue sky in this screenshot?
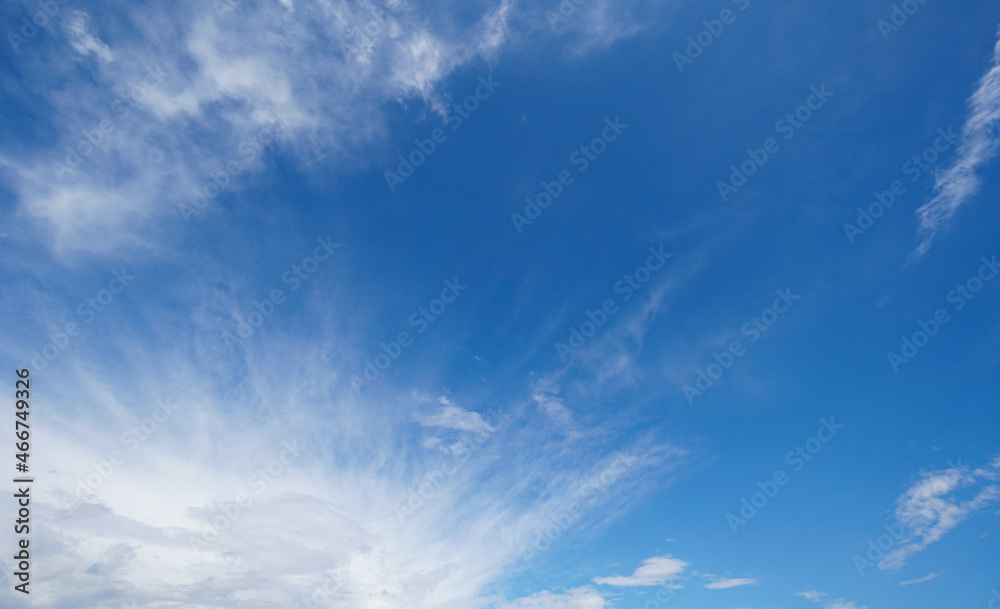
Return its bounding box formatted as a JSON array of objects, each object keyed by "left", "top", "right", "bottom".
[{"left": 1, "top": 0, "right": 999, "bottom": 607}]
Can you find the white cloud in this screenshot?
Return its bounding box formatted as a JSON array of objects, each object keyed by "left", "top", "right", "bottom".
[
  {"left": 795, "top": 590, "right": 865, "bottom": 609},
  {"left": 415, "top": 398, "right": 495, "bottom": 432},
  {"left": 879, "top": 457, "right": 1000, "bottom": 570},
  {"left": 913, "top": 23, "right": 1000, "bottom": 259},
  {"left": 532, "top": 379, "right": 574, "bottom": 427},
  {"left": 2, "top": 0, "right": 515, "bottom": 257},
  {"left": 592, "top": 555, "right": 688, "bottom": 587},
  {"left": 497, "top": 587, "right": 607, "bottom": 609},
  {"left": 704, "top": 577, "right": 757, "bottom": 589},
  {"left": 0, "top": 304, "right": 687, "bottom": 608},
  {"left": 795, "top": 590, "right": 827, "bottom": 602},
  {"left": 899, "top": 573, "right": 940, "bottom": 586},
  {"left": 826, "top": 602, "right": 865, "bottom": 609},
  {"left": 63, "top": 9, "right": 116, "bottom": 62}
]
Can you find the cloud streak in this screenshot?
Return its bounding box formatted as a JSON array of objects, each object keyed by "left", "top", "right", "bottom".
[
  {"left": 879, "top": 457, "right": 1000, "bottom": 570},
  {"left": 913, "top": 23, "right": 1000, "bottom": 259}
]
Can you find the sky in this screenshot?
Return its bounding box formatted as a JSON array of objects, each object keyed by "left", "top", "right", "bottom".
[{"left": 0, "top": 0, "right": 999, "bottom": 608}]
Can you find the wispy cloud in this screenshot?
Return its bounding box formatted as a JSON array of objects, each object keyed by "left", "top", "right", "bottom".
[
  {"left": 899, "top": 573, "right": 940, "bottom": 586},
  {"left": 879, "top": 457, "right": 1000, "bottom": 570},
  {"left": 795, "top": 590, "right": 828, "bottom": 602},
  {"left": 1, "top": 0, "right": 515, "bottom": 257},
  {"left": 63, "top": 9, "right": 115, "bottom": 62},
  {"left": 912, "top": 23, "right": 1000, "bottom": 259},
  {"left": 497, "top": 587, "right": 608, "bottom": 609},
  {"left": 415, "top": 396, "right": 496, "bottom": 432},
  {"left": 704, "top": 577, "right": 758, "bottom": 589},
  {"left": 796, "top": 589, "right": 865, "bottom": 609}
]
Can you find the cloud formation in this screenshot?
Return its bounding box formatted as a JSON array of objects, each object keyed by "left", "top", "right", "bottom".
[
  {"left": 913, "top": 23, "right": 1000, "bottom": 259},
  {"left": 879, "top": 457, "right": 1000, "bottom": 570},
  {"left": 592, "top": 555, "right": 689, "bottom": 587}
]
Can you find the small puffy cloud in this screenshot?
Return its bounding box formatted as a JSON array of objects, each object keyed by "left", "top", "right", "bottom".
[
  {"left": 414, "top": 396, "right": 495, "bottom": 432},
  {"left": 795, "top": 590, "right": 827, "bottom": 602},
  {"left": 498, "top": 587, "right": 607, "bottom": 609},
  {"left": 593, "top": 555, "right": 688, "bottom": 587},
  {"left": 63, "top": 9, "right": 115, "bottom": 62},
  {"left": 532, "top": 379, "right": 573, "bottom": 427}
]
